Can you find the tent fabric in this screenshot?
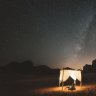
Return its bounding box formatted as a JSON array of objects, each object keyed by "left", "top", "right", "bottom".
[{"left": 59, "top": 69, "right": 81, "bottom": 85}]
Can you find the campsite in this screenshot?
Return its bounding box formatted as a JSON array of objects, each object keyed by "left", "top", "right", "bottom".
[
  {"left": 0, "top": 72, "right": 96, "bottom": 96},
  {"left": 1, "top": 0, "right": 96, "bottom": 96},
  {"left": 0, "top": 60, "right": 96, "bottom": 96}
]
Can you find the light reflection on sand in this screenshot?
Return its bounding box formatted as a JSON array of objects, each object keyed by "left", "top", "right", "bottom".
[{"left": 34, "top": 85, "right": 96, "bottom": 94}]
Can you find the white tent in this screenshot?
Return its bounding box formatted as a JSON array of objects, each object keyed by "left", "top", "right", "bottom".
[{"left": 59, "top": 69, "right": 82, "bottom": 87}]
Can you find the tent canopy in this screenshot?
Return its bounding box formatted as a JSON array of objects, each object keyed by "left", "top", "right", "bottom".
[{"left": 59, "top": 69, "right": 82, "bottom": 86}]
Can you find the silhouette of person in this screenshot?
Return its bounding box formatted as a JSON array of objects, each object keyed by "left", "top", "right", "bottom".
[{"left": 68, "top": 83, "right": 76, "bottom": 90}]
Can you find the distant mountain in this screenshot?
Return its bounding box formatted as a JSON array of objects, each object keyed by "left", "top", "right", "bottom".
[
  {"left": 1, "top": 59, "right": 96, "bottom": 75},
  {"left": 83, "top": 64, "right": 92, "bottom": 73},
  {"left": 0, "top": 60, "right": 59, "bottom": 75},
  {"left": 83, "top": 59, "right": 96, "bottom": 73},
  {"left": 3, "top": 60, "right": 34, "bottom": 73}
]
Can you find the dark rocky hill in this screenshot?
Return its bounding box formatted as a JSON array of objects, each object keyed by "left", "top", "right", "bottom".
[{"left": 83, "top": 59, "right": 96, "bottom": 73}]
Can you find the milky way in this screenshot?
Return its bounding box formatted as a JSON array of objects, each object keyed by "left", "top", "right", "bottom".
[{"left": 0, "top": 0, "right": 96, "bottom": 69}]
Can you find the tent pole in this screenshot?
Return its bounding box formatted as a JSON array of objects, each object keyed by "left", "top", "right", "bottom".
[
  {"left": 59, "top": 80, "right": 60, "bottom": 87},
  {"left": 80, "top": 73, "right": 82, "bottom": 87},
  {"left": 74, "top": 80, "right": 76, "bottom": 85},
  {"left": 80, "top": 82, "right": 82, "bottom": 87},
  {"left": 81, "top": 71, "right": 82, "bottom": 87},
  {"left": 62, "top": 69, "right": 64, "bottom": 91}
]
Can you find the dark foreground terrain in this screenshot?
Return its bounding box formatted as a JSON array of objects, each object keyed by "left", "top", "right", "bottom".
[{"left": 0, "top": 73, "right": 96, "bottom": 96}]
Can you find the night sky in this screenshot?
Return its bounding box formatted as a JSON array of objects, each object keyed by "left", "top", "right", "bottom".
[{"left": 0, "top": 0, "right": 96, "bottom": 69}]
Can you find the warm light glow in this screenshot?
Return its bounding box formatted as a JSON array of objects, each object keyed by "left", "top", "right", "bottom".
[
  {"left": 59, "top": 69, "right": 81, "bottom": 86},
  {"left": 34, "top": 85, "right": 96, "bottom": 93}
]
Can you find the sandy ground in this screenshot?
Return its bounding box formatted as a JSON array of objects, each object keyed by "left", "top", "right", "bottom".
[
  {"left": 0, "top": 73, "right": 96, "bottom": 96},
  {"left": 34, "top": 84, "right": 96, "bottom": 94}
]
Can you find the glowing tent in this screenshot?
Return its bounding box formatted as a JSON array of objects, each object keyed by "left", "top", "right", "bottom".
[{"left": 59, "top": 69, "right": 82, "bottom": 87}]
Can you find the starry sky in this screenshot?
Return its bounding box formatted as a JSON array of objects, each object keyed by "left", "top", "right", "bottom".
[{"left": 0, "top": 0, "right": 96, "bottom": 69}]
